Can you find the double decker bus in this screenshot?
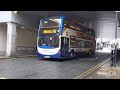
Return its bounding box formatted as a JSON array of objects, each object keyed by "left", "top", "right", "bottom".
[{"left": 37, "top": 16, "right": 96, "bottom": 59}]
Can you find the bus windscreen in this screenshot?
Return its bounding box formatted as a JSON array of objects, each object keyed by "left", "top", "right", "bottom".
[{"left": 40, "top": 17, "right": 62, "bottom": 28}]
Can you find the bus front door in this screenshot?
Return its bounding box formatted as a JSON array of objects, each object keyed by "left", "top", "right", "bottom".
[{"left": 61, "top": 37, "right": 69, "bottom": 57}]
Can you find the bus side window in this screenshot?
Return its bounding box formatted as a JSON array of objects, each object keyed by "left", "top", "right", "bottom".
[
  {"left": 79, "top": 40, "right": 81, "bottom": 48},
  {"left": 64, "top": 19, "right": 69, "bottom": 28},
  {"left": 81, "top": 40, "right": 84, "bottom": 48},
  {"left": 76, "top": 40, "right": 80, "bottom": 48}
]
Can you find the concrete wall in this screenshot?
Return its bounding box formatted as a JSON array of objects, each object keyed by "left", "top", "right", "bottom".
[
  {"left": 94, "top": 11, "right": 117, "bottom": 43},
  {"left": 16, "top": 28, "right": 37, "bottom": 47},
  {"left": 15, "top": 28, "right": 38, "bottom": 55},
  {"left": 96, "top": 21, "right": 116, "bottom": 38},
  {"left": 0, "top": 11, "right": 11, "bottom": 23},
  {"left": 0, "top": 24, "right": 7, "bottom": 55},
  {"left": 94, "top": 11, "right": 120, "bottom": 48},
  {"left": 95, "top": 11, "right": 116, "bottom": 39},
  {"left": 0, "top": 11, "right": 39, "bottom": 56},
  {"left": 0, "top": 23, "right": 37, "bottom": 55}
]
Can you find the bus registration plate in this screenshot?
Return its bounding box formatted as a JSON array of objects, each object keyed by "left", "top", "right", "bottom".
[{"left": 44, "top": 56, "right": 50, "bottom": 58}]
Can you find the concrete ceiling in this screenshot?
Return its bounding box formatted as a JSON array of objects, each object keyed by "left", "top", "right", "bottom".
[
  {"left": 18, "top": 11, "right": 97, "bottom": 19},
  {"left": 18, "top": 11, "right": 120, "bottom": 27},
  {"left": 18, "top": 11, "right": 120, "bottom": 20}
]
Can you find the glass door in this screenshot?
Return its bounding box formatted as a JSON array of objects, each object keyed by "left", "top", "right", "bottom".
[{"left": 61, "top": 37, "right": 69, "bottom": 57}]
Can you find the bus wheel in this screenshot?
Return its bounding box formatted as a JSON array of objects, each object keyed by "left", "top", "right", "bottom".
[
  {"left": 70, "top": 51, "right": 75, "bottom": 58},
  {"left": 89, "top": 50, "right": 92, "bottom": 56}
]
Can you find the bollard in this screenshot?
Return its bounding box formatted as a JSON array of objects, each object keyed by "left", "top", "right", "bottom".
[
  {"left": 111, "top": 50, "right": 114, "bottom": 67},
  {"left": 111, "top": 49, "right": 120, "bottom": 67},
  {"left": 116, "top": 49, "right": 120, "bottom": 61},
  {"left": 111, "top": 50, "right": 116, "bottom": 67}
]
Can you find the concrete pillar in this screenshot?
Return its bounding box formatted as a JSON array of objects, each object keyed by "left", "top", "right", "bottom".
[{"left": 6, "top": 22, "right": 16, "bottom": 57}]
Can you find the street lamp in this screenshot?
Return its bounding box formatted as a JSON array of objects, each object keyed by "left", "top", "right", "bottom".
[{"left": 112, "top": 11, "right": 120, "bottom": 67}]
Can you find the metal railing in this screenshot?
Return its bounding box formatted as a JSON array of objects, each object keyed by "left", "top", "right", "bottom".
[{"left": 16, "top": 46, "right": 37, "bottom": 55}]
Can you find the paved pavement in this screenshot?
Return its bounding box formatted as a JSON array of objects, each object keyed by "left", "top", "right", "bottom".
[
  {"left": 85, "top": 59, "right": 120, "bottom": 79},
  {"left": 0, "top": 56, "right": 11, "bottom": 59},
  {"left": 0, "top": 52, "right": 110, "bottom": 79}
]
